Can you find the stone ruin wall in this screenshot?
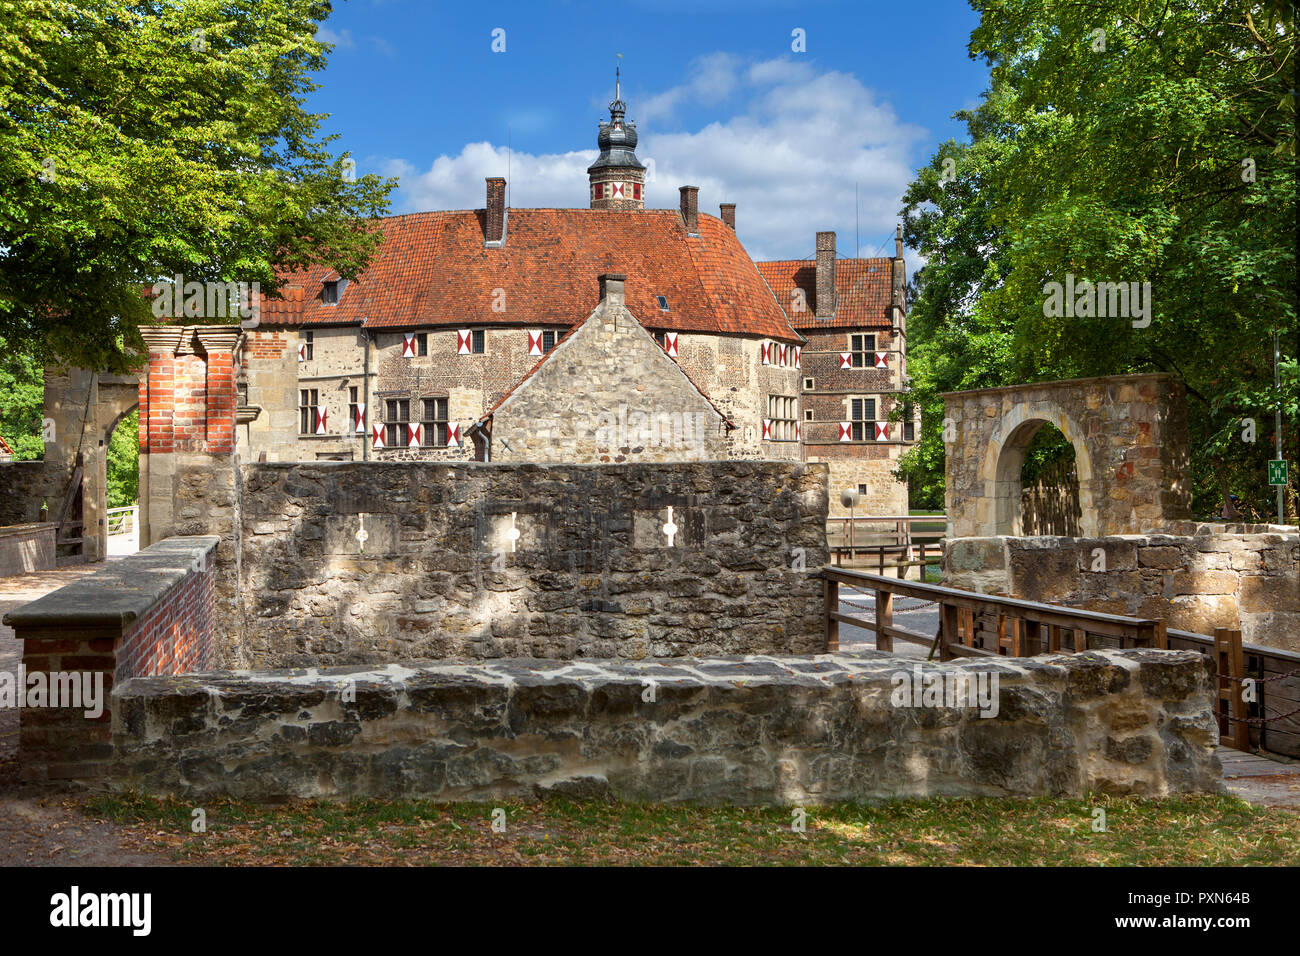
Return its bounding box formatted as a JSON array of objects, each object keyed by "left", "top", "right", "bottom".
[
  {"left": 945, "top": 524, "right": 1300, "bottom": 651},
  {"left": 232, "top": 460, "right": 830, "bottom": 669}
]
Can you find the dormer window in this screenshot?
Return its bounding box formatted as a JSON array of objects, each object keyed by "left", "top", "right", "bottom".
[
  {"left": 656, "top": 295, "right": 669, "bottom": 311},
  {"left": 322, "top": 279, "right": 347, "bottom": 305}
]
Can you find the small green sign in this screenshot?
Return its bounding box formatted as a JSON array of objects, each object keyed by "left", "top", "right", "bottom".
[{"left": 1268, "top": 459, "right": 1288, "bottom": 486}]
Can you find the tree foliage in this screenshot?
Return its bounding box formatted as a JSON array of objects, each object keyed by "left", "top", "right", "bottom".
[
  {"left": 898, "top": 0, "right": 1296, "bottom": 519},
  {"left": 0, "top": 0, "right": 396, "bottom": 372}
]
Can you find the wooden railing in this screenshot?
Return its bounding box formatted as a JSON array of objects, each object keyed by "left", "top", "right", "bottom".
[
  {"left": 822, "top": 566, "right": 1300, "bottom": 757},
  {"left": 827, "top": 514, "right": 946, "bottom": 574},
  {"left": 822, "top": 566, "right": 1166, "bottom": 659},
  {"left": 106, "top": 505, "right": 137, "bottom": 536}
]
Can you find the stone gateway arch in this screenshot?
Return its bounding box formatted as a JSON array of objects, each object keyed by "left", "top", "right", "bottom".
[{"left": 943, "top": 373, "right": 1192, "bottom": 539}]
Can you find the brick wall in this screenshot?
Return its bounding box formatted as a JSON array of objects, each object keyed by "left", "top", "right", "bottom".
[{"left": 3, "top": 536, "right": 219, "bottom": 781}]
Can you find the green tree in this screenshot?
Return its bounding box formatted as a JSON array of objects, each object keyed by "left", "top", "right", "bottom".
[
  {"left": 0, "top": 335, "right": 44, "bottom": 459},
  {"left": 105, "top": 407, "right": 137, "bottom": 507},
  {"left": 899, "top": 0, "right": 1297, "bottom": 518},
  {"left": 0, "top": 0, "right": 395, "bottom": 372}
]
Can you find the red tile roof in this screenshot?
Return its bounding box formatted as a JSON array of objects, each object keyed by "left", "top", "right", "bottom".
[
  {"left": 258, "top": 209, "right": 801, "bottom": 342},
  {"left": 755, "top": 258, "right": 895, "bottom": 330}
]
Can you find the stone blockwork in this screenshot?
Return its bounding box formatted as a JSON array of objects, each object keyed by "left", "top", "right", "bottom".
[
  {"left": 236, "top": 460, "right": 829, "bottom": 669},
  {"left": 3, "top": 536, "right": 217, "bottom": 781},
  {"left": 0, "top": 522, "right": 56, "bottom": 577},
  {"left": 111, "top": 648, "right": 1221, "bottom": 802},
  {"left": 0, "top": 461, "right": 51, "bottom": 526},
  {"left": 487, "top": 277, "right": 732, "bottom": 463},
  {"left": 944, "top": 374, "right": 1192, "bottom": 538},
  {"left": 944, "top": 524, "right": 1300, "bottom": 651}
]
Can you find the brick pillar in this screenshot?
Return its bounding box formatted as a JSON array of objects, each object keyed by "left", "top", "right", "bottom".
[
  {"left": 196, "top": 327, "right": 240, "bottom": 454},
  {"left": 719, "top": 203, "right": 736, "bottom": 230}
]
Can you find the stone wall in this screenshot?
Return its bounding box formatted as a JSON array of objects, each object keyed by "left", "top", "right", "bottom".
[
  {"left": 236, "top": 460, "right": 829, "bottom": 669},
  {"left": 488, "top": 283, "right": 732, "bottom": 463},
  {"left": 4, "top": 536, "right": 218, "bottom": 781},
  {"left": 0, "top": 461, "right": 51, "bottom": 525},
  {"left": 944, "top": 524, "right": 1300, "bottom": 651},
  {"left": 0, "top": 522, "right": 57, "bottom": 577},
  {"left": 944, "top": 374, "right": 1191, "bottom": 538},
  {"left": 110, "top": 648, "right": 1221, "bottom": 802}
]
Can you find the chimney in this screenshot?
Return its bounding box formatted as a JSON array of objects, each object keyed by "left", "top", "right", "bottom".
[
  {"left": 891, "top": 224, "right": 906, "bottom": 324},
  {"left": 485, "top": 177, "right": 506, "bottom": 243},
  {"left": 598, "top": 272, "right": 626, "bottom": 309},
  {"left": 719, "top": 203, "right": 736, "bottom": 230},
  {"left": 679, "top": 186, "right": 699, "bottom": 234},
  {"left": 815, "top": 231, "right": 836, "bottom": 318}
]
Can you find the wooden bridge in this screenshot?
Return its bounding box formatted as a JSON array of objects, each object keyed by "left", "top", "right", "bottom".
[{"left": 823, "top": 566, "right": 1300, "bottom": 759}]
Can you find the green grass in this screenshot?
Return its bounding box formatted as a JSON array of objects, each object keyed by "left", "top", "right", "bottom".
[{"left": 81, "top": 791, "right": 1300, "bottom": 866}]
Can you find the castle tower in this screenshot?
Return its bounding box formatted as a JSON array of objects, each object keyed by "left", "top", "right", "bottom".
[{"left": 587, "top": 68, "right": 646, "bottom": 210}]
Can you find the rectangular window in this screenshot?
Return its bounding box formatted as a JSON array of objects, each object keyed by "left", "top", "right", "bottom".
[
  {"left": 422, "top": 398, "right": 448, "bottom": 447},
  {"left": 633, "top": 183, "right": 642, "bottom": 200},
  {"left": 299, "top": 389, "right": 318, "bottom": 435},
  {"left": 322, "top": 282, "right": 339, "bottom": 305},
  {"left": 416, "top": 332, "right": 428, "bottom": 356},
  {"left": 766, "top": 394, "right": 798, "bottom": 442},
  {"left": 804, "top": 409, "right": 814, "bottom": 421},
  {"left": 903, "top": 421, "right": 915, "bottom": 442},
  {"left": 385, "top": 399, "right": 409, "bottom": 448},
  {"left": 850, "top": 397, "right": 876, "bottom": 441},
  {"left": 803, "top": 377, "right": 814, "bottom": 391},
  {"left": 303, "top": 330, "right": 314, "bottom": 361},
  {"left": 472, "top": 329, "right": 485, "bottom": 353},
  {"left": 850, "top": 333, "right": 875, "bottom": 368},
  {"left": 348, "top": 386, "right": 360, "bottom": 433},
  {"left": 542, "top": 329, "right": 556, "bottom": 352},
  {"left": 653, "top": 331, "right": 666, "bottom": 348},
  {"left": 858, "top": 483, "right": 867, "bottom": 496}
]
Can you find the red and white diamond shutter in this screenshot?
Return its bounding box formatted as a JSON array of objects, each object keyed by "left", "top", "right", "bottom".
[
  {"left": 778, "top": 344, "right": 788, "bottom": 365},
  {"left": 446, "top": 423, "right": 461, "bottom": 448},
  {"left": 402, "top": 332, "right": 417, "bottom": 358},
  {"left": 664, "top": 332, "right": 678, "bottom": 358},
  {"left": 794, "top": 421, "right": 801, "bottom": 441},
  {"left": 794, "top": 347, "right": 801, "bottom": 368},
  {"left": 761, "top": 419, "right": 773, "bottom": 441},
  {"left": 457, "top": 330, "right": 472, "bottom": 355},
  {"left": 839, "top": 422, "right": 853, "bottom": 442},
  {"left": 408, "top": 423, "right": 421, "bottom": 448},
  {"left": 353, "top": 403, "right": 365, "bottom": 434},
  {"left": 874, "top": 351, "right": 888, "bottom": 369},
  {"left": 761, "top": 341, "right": 772, "bottom": 366},
  {"left": 297, "top": 342, "right": 307, "bottom": 363},
  {"left": 371, "top": 422, "right": 385, "bottom": 449},
  {"left": 875, "top": 421, "right": 889, "bottom": 441},
  {"left": 527, "top": 330, "right": 543, "bottom": 356},
  {"left": 610, "top": 183, "right": 625, "bottom": 199},
  {"left": 839, "top": 352, "right": 852, "bottom": 369},
  {"left": 314, "top": 408, "right": 327, "bottom": 435}
]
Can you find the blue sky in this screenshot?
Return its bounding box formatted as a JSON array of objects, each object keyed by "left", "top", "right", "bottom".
[{"left": 312, "top": 0, "right": 988, "bottom": 262}]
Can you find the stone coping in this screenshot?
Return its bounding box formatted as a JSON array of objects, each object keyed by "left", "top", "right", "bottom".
[
  {"left": 242, "top": 459, "right": 808, "bottom": 471},
  {"left": 116, "top": 646, "right": 1205, "bottom": 695},
  {"left": 940, "top": 371, "right": 1178, "bottom": 400},
  {"left": 0, "top": 522, "right": 57, "bottom": 538},
  {"left": 2, "top": 535, "right": 218, "bottom": 630}
]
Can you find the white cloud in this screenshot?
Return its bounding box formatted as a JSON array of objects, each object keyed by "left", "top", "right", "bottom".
[
  {"left": 382, "top": 55, "right": 927, "bottom": 262},
  {"left": 317, "top": 27, "right": 354, "bottom": 49}
]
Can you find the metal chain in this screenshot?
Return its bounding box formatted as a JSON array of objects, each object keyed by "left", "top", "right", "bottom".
[{"left": 1221, "top": 666, "right": 1300, "bottom": 685}]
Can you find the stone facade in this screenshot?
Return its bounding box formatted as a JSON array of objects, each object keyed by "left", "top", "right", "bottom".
[
  {"left": 0, "top": 461, "right": 50, "bottom": 525},
  {"left": 110, "top": 648, "right": 1222, "bottom": 802},
  {"left": 944, "top": 524, "right": 1300, "bottom": 651},
  {"left": 486, "top": 276, "right": 732, "bottom": 463},
  {"left": 235, "top": 460, "right": 829, "bottom": 669},
  {"left": 944, "top": 374, "right": 1192, "bottom": 538}
]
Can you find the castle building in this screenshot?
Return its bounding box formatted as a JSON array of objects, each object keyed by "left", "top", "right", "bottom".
[{"left": 238, "top": 82, "right": 916, "bottom": 515}]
